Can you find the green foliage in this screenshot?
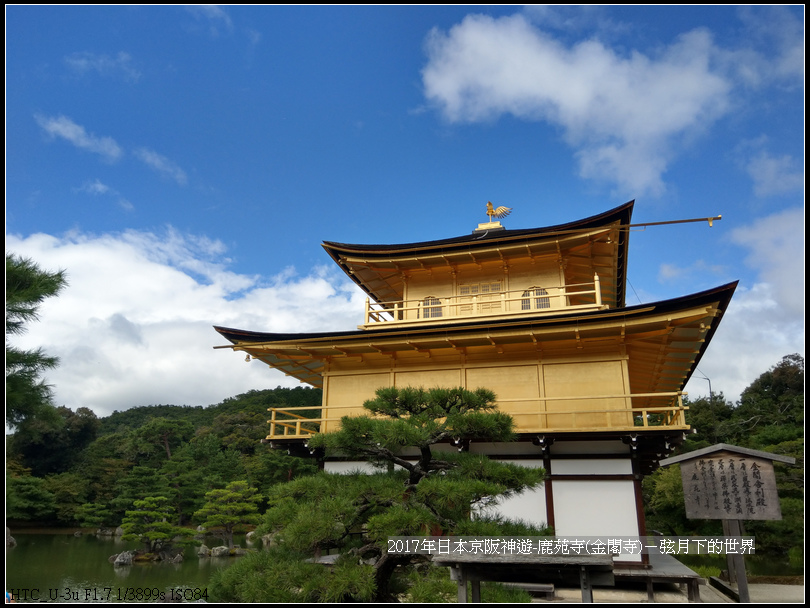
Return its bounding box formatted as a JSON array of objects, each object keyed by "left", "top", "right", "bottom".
[
  {"left": 691, "top": 564, "right": 722, "bottom": 580},
  {"left": 75, "top": 502, "right": 114, "bottom": 528},
  {"left": 72, "top": 432, "right": 133, "bottom": 505},
  {"left": 194, "top": 480, "right": 263, "bottom": 549},
  {"left": 5, "top": 253, "right": 67, "bottom": 427},
  {"left": 98, "top": 404, "right": 210, "bottom": 435},
  {"left": 8, "top": 406, "right": 99, "bottom": 476},
  {"left": 403, "top": 564, "right": 457, "bottom": 602},
  {"left": 307, "top": 387, "right": 518, "bottom": 487},
  {"left": 127, "top": 417, "right": 195, "bottom": 463},
  {"left": 247, "top": 386, "right": 546, "bottom": 602},
  {"left": 242, "top": 444, "right": 319, "bottom": 494},
  {"left": 120, "top": 496, "right": 196, "bottom": 554},
  {"left": 647, "top": 354, "right": 804, "bottom": 555},
  {"left": 210, "top": 547, "right": 376, "bottom": 603},
  {"left": 211, "top": 411, "right": 269, "bottom": 454},
  {"left": 5, "top": 386, "right": 321, "bottom": 532},
  {"left": 111, "top": 466, "right": 173, "bottom": 520},
  {"left": 42, "top": 472, "right": 91, "bottom": 524},
  {"left": 6, "top": 471, "right": 57, "bottom": 521}
]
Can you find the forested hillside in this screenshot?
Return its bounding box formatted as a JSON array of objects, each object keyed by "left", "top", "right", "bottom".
[{"left": 6, "top": 386, "right": 321, "bottom": 527}]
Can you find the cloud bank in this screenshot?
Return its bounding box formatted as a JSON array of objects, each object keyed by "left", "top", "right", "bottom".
[
  {"left": 7, "top": 230, "right": 366, "bottom": 418},
  {"left": 421, "top": 10, "right": 803, "bottom": 197},
  {"left": 683, "top": 207, "right": 804, "bottom": 402}
]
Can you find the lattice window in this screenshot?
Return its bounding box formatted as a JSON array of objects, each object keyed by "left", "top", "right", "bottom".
[
  {"left": 422, "top": 296, "right": 443, "bottom": 318},
  {"left": 458, "top": 282, "right": 503, "bottom": 314},
  {"left": 522, "top": 287, "right": 550, "bottom": 310}
]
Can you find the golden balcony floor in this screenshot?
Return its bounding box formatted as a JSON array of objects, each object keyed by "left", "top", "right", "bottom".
[{"left": 265, "top": 392, "right": 690, "bottom": 440}]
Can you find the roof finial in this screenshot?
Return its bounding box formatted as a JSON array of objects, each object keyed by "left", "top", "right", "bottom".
[{"left": 486, "top": 201, "right": 512, "bottom": 221}]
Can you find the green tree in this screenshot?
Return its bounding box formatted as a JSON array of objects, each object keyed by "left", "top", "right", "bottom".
[
  {"left": 734, "top": 354, "right": 804, "bottom": 440},
  {"left": 111, "top": 465, "right": 172, "bottom": 520},
  {"left": 126, "top": 417, "right": 195, "bottom": 464},
  {"left": 6, "top": 469, "right": 57, "bottom": 521},
  {"left": 5, "top": 253, "right": 67, "bottom": 427},
  {"left": 42, "top": 472, "right": 91, "bottom": 524},
  {"left": 213, "top": 387, "right": 546, "bottom": 602},
  {"left": 242, "top": 444, "right": 319, "bottom": 494},
  {"left": 8, "top": 406, "right": 99, "bottom": 476},
  {"left": 195, "top": 480, "right": 263, "bottom": 550},
  {"left": 681, "top": 393, "right": 734, "bottom": 451},
  {"left": 120, "top": 496, "right": 196, "bottom": 555},
  {"left": 75, "top": 502, "right": 115, "bottom": 529}
]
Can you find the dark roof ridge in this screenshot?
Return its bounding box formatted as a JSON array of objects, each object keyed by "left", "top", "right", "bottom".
[{"left": 322, "top": 200, "right": 634, "bottom": 254}]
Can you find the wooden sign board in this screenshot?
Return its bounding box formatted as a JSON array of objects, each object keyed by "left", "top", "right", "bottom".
[{"left": 679, "top": 451, "right": 782, "bottom": 521}]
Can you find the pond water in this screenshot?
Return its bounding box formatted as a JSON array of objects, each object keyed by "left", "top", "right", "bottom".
[{"left": 6, "top": 530, "right": 248, "bottom": 603}]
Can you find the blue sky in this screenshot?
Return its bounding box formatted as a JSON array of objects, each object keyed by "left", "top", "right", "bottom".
[{"left": 7, "top": 6, "right": 804, "bottom": 418}]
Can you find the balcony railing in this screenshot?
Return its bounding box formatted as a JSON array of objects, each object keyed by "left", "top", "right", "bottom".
[
  {"left": 362, "top": 275, "right": 604, "bottom": 327},
  {"left": 266, "top": 391, "right": 689, "bottom": 440}
]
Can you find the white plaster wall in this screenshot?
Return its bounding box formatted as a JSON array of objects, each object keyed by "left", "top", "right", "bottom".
[
  {"left": 550, "top": 459, "right": 633, "bottom": 475},
  {"left": 485, "top": 459, "right": 548, "bottom": 528},
  {"left": 323, "top": 461, "right": 384, "bottom": 475},
  {"left": 552, "top": 479, "right": 642, "bottom": 562}
]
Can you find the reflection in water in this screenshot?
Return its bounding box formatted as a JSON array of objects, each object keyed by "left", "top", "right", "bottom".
[{"left": 6, "top": 531, "right": 248, "bottom": 602}]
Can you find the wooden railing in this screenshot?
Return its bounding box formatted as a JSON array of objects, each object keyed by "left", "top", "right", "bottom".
[
  {"left": 266, "top": 391, "right": 689, "bottom": 439},
  {"left": 362, "top": 275, "right": 604, "bottom": 326}
]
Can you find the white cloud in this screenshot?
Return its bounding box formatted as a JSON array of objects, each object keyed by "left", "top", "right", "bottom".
[
  {"left": 64, "top": 51, "right": 141, "bottom": 82},
  {"left": 746, "top": 151, "right": 804, "bottom": 197},
  {"left": 134, "top": 147, "right": 188, "bottom": 185},
  {"left": 732, "top": 6, "right": 805, "bottom": 87},
  {"left": 687, "top": 206, "right": 805, "bottom": 403},
  {"left": 422, "top": 14, "right": 731, "bottom": 197},
  {"left": 246, "top": 28, "right": 262, "bottom": 46},
  {"left": 74, "top": 179, "right": 134, "bottom": 211},
  {"left": 6, "top": 229, "right": 366, "bottom": 418},
  {"left": 657, "top": 259, "right": 725, "bottom": 283},
  {"left": 421, "top": 9, "right": 803, "bottom": 198},
  {"left": 34, "top": 114, "right": 123, "bottom": 162},
  {"left": 686, "top": 283, "right": 804, "bottom": 404},
  {"left": 729, "top": 207, "right": 805, "bottom": 318},
  {"left": 185, "top": 5, "right": 234, "bottom": 37},
  {"left": 76, "top": 179, "right": 111, "bottom": 195}
]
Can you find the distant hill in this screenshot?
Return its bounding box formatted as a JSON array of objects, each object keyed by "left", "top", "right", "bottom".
[{"left": 97, "top": 386, "right": 322, "bottom": 436}]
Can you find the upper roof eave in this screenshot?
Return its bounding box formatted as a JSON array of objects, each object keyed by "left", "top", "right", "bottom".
[
  {"left": 322, "top": 200, "right": 634, "bottom": 258},
  {"left": 323, "top": 200, "right": 634, "bottom": 308}
]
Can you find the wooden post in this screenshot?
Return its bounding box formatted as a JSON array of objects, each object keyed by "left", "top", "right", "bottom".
[
  {"left": 722, "top": 519, "right": 750, "bottom": 602},
  {"left": 594, "top": 273, "right": 602, "bottom": 307}
]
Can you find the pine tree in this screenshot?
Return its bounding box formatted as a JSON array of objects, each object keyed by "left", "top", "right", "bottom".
[
  {"left": 120, "top": 496, "right": 196, "bottom": 556},
  {"left": 212, "top": 387, "right": 547, "bottom": 602},
  {"left": 5, "top": 253, "right": 67, "bottom": 427},
  {"left": 194, "top": 480, "right": 263, "bottom": 550}
]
